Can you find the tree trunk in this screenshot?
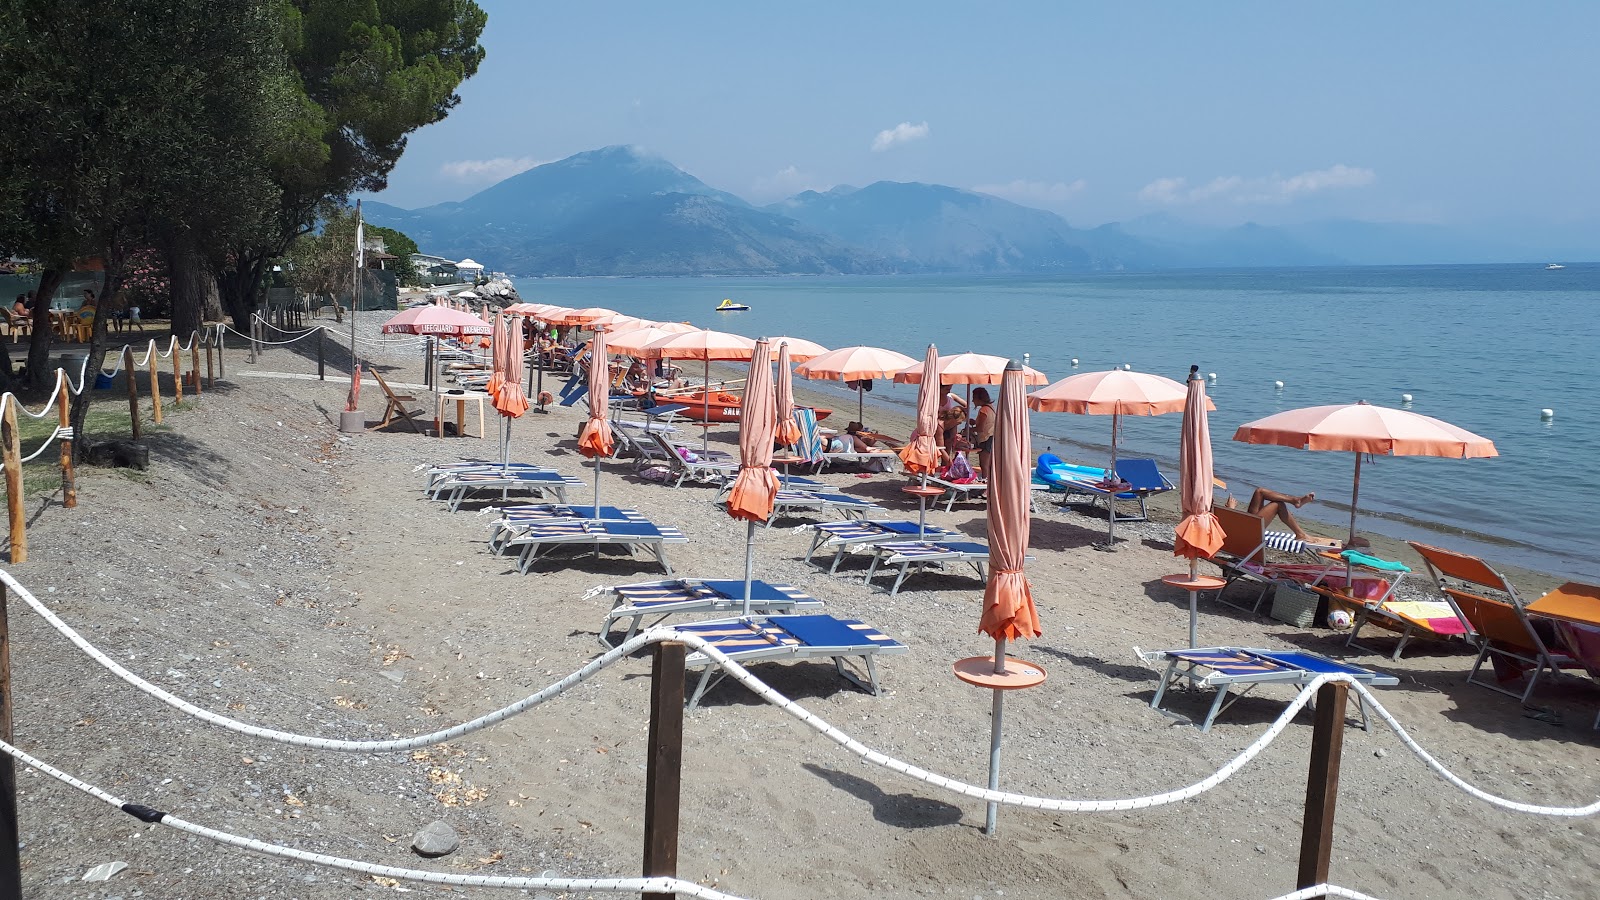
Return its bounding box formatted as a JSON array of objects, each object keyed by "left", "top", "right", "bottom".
[
  {"left": 71, "top": 259, "right": 124, "bottom": 460},
  {"left": 25, "top": 267, "right": 64, "bottom": 392},
  {"left": 166, "top": 233, "right": 220, "bottom": 335},
  {"left": 219, "top": 250, "right": 267, "bottom": 333}
]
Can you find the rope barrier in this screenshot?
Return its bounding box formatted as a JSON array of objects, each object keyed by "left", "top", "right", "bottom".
[
  {"left": 1265, "top": 887, "right": 1386, "bottom": 900},
  {"left": 0, "top": 736, "right": 746, "bottom": 899},
  {"left": 4, "top": 569, "right": 1597, "bottom": 817}
]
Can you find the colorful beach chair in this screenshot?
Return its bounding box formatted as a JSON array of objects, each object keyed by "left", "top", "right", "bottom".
[
  {"left": 1140, "top": 647, "right": 1399, "bottom": 732},
  {"left": 801, "top": 520, "right": 960, "bottom": 574},
  {"left": 503, "top": 519, "right": 688, "bottom": 575},
  {"left": 676, "top": 614, "right": 909, "bottom": 710},
  {"left": 595, "top": 579, "right": 825, "bottom": 647}
]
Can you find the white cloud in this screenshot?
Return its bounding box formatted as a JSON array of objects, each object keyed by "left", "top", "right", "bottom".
[
  {"left": 439, "top": 156, "right": 547, "bottom": 183},
  {"left": 750, "top": 165, "right": 826, "bottom": 202},
  {"left": 871, "top": 121, "right": 930, "bottom": 152},
  {"left": 1138, "top": 164, "right": 1376, "bottom": 206},
  {"left": 972, "top": 178, "right": 1088, "bottom": 208}
]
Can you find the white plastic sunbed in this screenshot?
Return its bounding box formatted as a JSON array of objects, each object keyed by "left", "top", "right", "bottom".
[
  {"left": 503, "top": 519, "right": 688, "bottom": 575},
  {"left": 676, "top": 614, "right": 909, "bottom": 710},
  {"left": 594, "top": 578, "right": 825, "bottom": 647}
]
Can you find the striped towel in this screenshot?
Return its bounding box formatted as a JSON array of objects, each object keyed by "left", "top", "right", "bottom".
[{"left": 1263, "top": 531, "right": 1309, "bottom": 554}]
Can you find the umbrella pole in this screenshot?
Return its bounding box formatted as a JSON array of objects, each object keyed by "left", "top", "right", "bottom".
[
  {"left": 1348, "top": 454, "right": 1362, "bottom": 546},
  {"left": 593, "top": 456, "right": 602, "bottom": 521},
  {"left": 703, "top": 359, "right": 711, "bottom": 455},
  {"left": 741, "top": 520, "right": 757, "bottom": 617},
  {"left": 984, "top": 635, "right": 1009, "bottom": 836},
  {"left": 1189, "top": 558, "right": 1199, "bottom": 649},
  {"left": 535, "top": 340, "right": 546, "bottom": 414},
  {"left": 858, "top": 384, "right": 863, "bottom": 424},
  {"left": 1103, "top": 414, "right": 1120, "bottom": 549},
  {"left": 918, "top": 472, "right": 930, "bottom": 537}
]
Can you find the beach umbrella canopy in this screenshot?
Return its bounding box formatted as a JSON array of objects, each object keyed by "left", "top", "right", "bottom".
[
  {"left": 650, "top": 321, "right": 700, "bottom": 334},
  {"left": 726, "top": 338, "right": 780, "bottom": 614},
  {"left": 589, "top": 312, "right": 647, "bottom": 333},
  {"left": 553, "top": 306, "right": 618, "bottom": 326},
  {"left": 893, "top": 351, "right": 1049, "bottom": 386},
  {"left": 379, "top": 305, "right": 494, "bottom": 336},
  {"left": 606, "top": 325, "right": 686, "bottom": 357},
  {"left": 795, "top": 345, "right": 918, "bottom": 423},
  {"left": 774, "top": 341, "right": 801, "bottom": 448},
  {"left": 1233, "top": 401, "right": 1497, "bottom": 544},
  {"left": 765, "top": 336, "right": 830, "bottom": 362},
  {"left": 640, "top": 328, "right": 757, "bottom": 361},
  {"left": 1028, "top": 369, "right": 1208, "bottom": 547},
  {"left": 577, "top": 328, "right": 615, "bottom": 511},
  {"left": 899, "top": 344, "right": 942, "bottom": 478},
  {"left": 530, "top": 305, "right": 574, "bottom": 323},
  {"left": 980, "top": 361, "right": 1042, "bottom": 643}
]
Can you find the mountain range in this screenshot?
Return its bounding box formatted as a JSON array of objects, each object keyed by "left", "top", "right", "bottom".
[{"left": 365, "top": 146, "right": 1596, "bottom": 276}]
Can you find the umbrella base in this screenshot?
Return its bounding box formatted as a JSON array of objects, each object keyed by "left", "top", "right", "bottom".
[{"left": 338, "top": 410, "right": 366, "bottom": 433}]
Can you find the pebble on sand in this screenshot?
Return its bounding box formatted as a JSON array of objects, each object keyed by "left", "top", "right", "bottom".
[{"left": 412, "top": 820, "right": 460, "bottom": 858}]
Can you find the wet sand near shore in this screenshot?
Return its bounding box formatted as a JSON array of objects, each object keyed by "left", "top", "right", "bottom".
[{"left": 10, "top": 328, "right": 1597, "bottom": 899}]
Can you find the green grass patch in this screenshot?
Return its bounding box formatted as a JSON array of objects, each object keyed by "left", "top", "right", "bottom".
[{"left": 9, "top": 397, "right": 176, "bottom": 497}]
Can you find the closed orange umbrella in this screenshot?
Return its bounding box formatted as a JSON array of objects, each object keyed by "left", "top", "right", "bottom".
[
  {"left": 485, "top": 313, "right": 507, "bottom": 400},
  {"left": 495, "top": 313, "right": 528, "bottom": 418},
  {"left": 1234, "top": 401, "right": 1496, "bottom": 545},
  {"left": 774, "top": 341, "right": 801, "bottom": 447},
  {"left": 899, "top": 344, "right": 941, "bottom": 477},
  {"left": 1174, "top": 366, "right": 1222, "bottom": 647},
  {"left": 980, "top": 361, "right": 1042, "bottom": 643},
  {"left": 576, "top": 328, "right": 614, "bottom": 513},
  {"left": 727, "top": 338, "right": 779, "bottom": 614}
]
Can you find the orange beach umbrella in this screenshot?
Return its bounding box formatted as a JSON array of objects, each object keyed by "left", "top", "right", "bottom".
[
  {"left": 979, "top": 360, "right": 1042, "bottom": 644},
  {"left": 773, "top": 341, "right": 801, "bottom": 448},
  {"left": 899, "top": 344, "right": 942, "bottom": 478},
  {"left": 576, "top": 328, "right": 615, "bottom": 513},
  {"left": 379, "top": 305, "right": 494, "bottom": 336},
  {"left": 727, "top": 338, "right": 780, "bottom": 614},
  {"left": 1233, "top": 401, "right": 1497, "bottom": 545},
  {"left": 765, "top": 336, "right": 830, "bottom": 362},
  {"left": 795, "top": 344, "right": 918, "bottom": 424},
  {"left": 1174, "top": 366, "right": 1222, "bottom": 647},
  {"left": 893, "top": 351, "right": 1048, "bottom": 386},
  {"left": 643, "top": 328, "right": 758, "bottom": 452}
]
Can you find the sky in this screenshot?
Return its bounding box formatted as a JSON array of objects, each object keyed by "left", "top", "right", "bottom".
[{"left": 366, "top": 1, "right": 1600, "bottom": 230}]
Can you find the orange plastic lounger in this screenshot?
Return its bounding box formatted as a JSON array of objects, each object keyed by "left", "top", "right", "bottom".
[
  {"left": 1410, "top": 542, "right": 1586, "bottom": 702},
  {"left": 1525, "top": 581, "right": 1600, "bottom": 727}
]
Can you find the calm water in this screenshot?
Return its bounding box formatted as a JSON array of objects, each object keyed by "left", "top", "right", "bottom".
[{"left": 514, "top": 265, "right": 1600, "bottom": 579}]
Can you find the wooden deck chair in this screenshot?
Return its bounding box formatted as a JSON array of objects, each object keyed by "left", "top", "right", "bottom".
[
  {"left": 371, "top": 369, "right": 426, "bottom": 432},
  {"left": 1409, "top": 542, "right": 1585, "bottom": 703}
]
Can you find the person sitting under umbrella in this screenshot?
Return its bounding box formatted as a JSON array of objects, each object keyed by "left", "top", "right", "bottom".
[{"left": 1235, "top": 487, "right": 1368, "bottom": 549}]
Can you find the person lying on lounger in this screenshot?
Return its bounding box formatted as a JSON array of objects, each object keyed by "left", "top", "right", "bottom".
[{"left": 1236, "top": 487, "right": 1368, "bottom": 549}]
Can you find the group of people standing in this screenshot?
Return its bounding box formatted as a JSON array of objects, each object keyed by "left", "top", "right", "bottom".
[{"left": 936, "top": 385, "right": 996, "bottom": 475}]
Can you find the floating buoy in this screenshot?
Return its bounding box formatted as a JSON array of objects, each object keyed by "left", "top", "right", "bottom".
[
  {"left": 1401, "top": 393, "right": 1413, "bottom": 403},
  {"left": 1123, "top": 363, "right": 1132, "bottom": 371},
  {"left": 1207, "top": 372, "right": 1217, "bottom": 383},
  {"left": 1541, "top": 408, "right": 1555, "bottom": 420},
  {"left": 1274, "top": 380, "right": 1285, "bottom": 390},
  {"left": 1070, "top": 358, "right": 1079, "bottom": 367}
]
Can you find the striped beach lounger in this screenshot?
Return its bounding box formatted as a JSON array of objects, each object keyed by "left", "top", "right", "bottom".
[
  {"left": 1140, "top": 647, "right": 1399, "bottom": 732},
  {"left": 764, "top": 489, "right": 887, "bottom": 527},
  {"left": 596, "top": 579, "right": 824, "bottom": 647},
  {"left": 864, "top": 540, "right": 1017, "bottom": 597},
  {"left": 420, "top": 461, "right": 555, "bottom": 491},
  {"left": 431, "top": 470, "right": 587, "bottom": 511},
  {"left": 677, "top": 614, "right": 909, "bottom": 709},
  {"left": 504, "top": 519, "right": 688, "bottom": 575},
  {"left": 486, "top": 505, "right": 646, "bottom": 554},
  {"left": 802, "top": 520, "right": 960, "bottom": 574}
]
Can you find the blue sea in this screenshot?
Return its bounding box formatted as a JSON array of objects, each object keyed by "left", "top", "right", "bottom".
[{"left": 514, "top": 265, "right": 1599, "bottom": 580}]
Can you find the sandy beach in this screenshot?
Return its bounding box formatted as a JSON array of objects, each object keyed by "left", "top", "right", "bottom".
[{"left": 8, "top": 321, "right": 1598, "bottom": 899}]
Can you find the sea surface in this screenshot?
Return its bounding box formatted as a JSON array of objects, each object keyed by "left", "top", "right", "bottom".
[{"left": 514, "top": 265, "right": 1599, "bottom": 580}]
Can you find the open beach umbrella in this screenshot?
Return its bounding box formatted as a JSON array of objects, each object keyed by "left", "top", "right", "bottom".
[
  {"left": 1233, "top": 401, "right": 1497, "bottom": 545},
  {"left": 576, "top": 328, "right": 614, "bottom": 515},
  {"left": 794, "top": 345, "right": 918, "bottom": 424},
  {"left": 774, "top": 341, "right": 801, "bottom": 448},
  {"left": 1174, "top": 366, "right": 1223, "bottom": 647},
  {"left": 381, "top": 304, "right": 494, "bottom": 389},
  {"left": 589, "top": 312, "right": 647, "bottom": 333},
  {"left": 642, "top": 328, "right": 758, "bottom": 452},
  {"left": 725, "top": 338, "right": 779, "bottom": 614},
  {"left": 971, "top": 360, "right": 1042, "bottom": 834},
  {"left": 1028, "top": 369, "right": 1207, "bottom": 547},
  {"left": 765, "top": 336, "right": 830, "bottom": 362},
  {"left": 893, "top": 351, "right": 1049, "bottom": 386},
  {"left": 899, "top": 344, "right": 943, "bottom": 534},
  {"left": 650, "top": 321, "right": 700, "bottom": 334},
  {"left": 553, "top": 306, "right": 618, "bottom": 327},
  {"left": 605, "top": 325, "right": 684, "bottom": 357}
]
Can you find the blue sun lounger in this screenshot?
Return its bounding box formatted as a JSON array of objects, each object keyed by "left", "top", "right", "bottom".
[
  {"left": 1140, "top": 647, "right": 1399, "bottom": 732},
  {"left": 1059, "top": 457, "right": 1174, "bottom": 523},
  {"left": 596, "top": 579, "right": 825, "bottom": 647},
  {"left": 430, "top": 469, "right": 586, "bottom": 511},
  {"left": 486, "top": 505, "right": 646, "bottom": 554},
  {"left": 676, "top": 614, "right": 909, "bottom": 710},
  {"left": 421, "top": 460, "right": 555, "bottom": 491},
  {"left": 863, "top": 540, "right": 1017, "bottom": 597},
  {"left": 764, "top": 489, "right": 888, "bottom": 527},
  {"left": 802, "top": 520, "right": 960, "bottom": 574},
  {"left": 505, "top": 519, "right": 688, "bottom": 574}
]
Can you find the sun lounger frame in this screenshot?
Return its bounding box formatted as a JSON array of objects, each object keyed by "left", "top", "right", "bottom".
[
  {"left": 863, "top": 540, "right": 1013, "bottom": 597},
  {"left": 678, "top": 615, "right": 908, "bottom": 710},
  {"left": 802, "top": 520, "right": 960, "bottom": 575},
  {"left": 764, "top": 489, "right": 888, "bottom": 528},
  {"left": 596, "top": 579, "right": 825, "bottom": 647},
  {"left": 504, "top": 519, "right": 688, "bottom": 575},
  {"left": 486, "top": 504, "right": 646, "bottom": 554},
  {"left": 429, "top": 469, "right": 585, "bottom": 511},
  {"left": 1145, "top": 647, "right": 1398, "bottom": 732}
]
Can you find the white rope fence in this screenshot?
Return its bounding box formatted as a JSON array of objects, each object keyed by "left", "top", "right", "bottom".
[{"left": 4, "top": 570, "right": 1597, "bottom": 817}]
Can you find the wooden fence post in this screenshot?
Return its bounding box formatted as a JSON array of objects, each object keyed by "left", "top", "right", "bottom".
[
  {"left": 248, "top": 317, "right": 257, "bottom": 364},
  {"left": 0, "top": 580, "right": 22, "bottom": 896},
  {"left": 215, "top": 325, "right": 225, "bottom": 379},
  {"left": 171, "top": 338, "right": 184, "bottom": 404},
  {"left": 642, "top": 640, "right": 685, "bottom": 899},
  {"left": 318, "top": 327, "right": 325, "bottom": 380},
  {"left": 1297, "top": 681, "right": 1348, "bottom": 890},
  {"left": 205, "top": 329, "right": 215, "bottom": 389},
  {"left": 57, "top": 374, "right": 75, "bottom": 508},
  {"left": 124, "top": 347, "right": 142, "bottom": 440},
  {"left": 2, "top": 402, "right": 24, "bottom": 564},
  {"left": 148, "top": 344, "right": 163, "bottom": 425},
  {"left": 190, "top": 332, "right": 201, "bottom": 397}
]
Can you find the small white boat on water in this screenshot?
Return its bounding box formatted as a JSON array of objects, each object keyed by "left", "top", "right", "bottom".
[
  {"left": 1546, "top": 263, "right": 1566, "bottom": 270},
  {"left": 714, "top": 298, "right": 750, "bottom": 311}
]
